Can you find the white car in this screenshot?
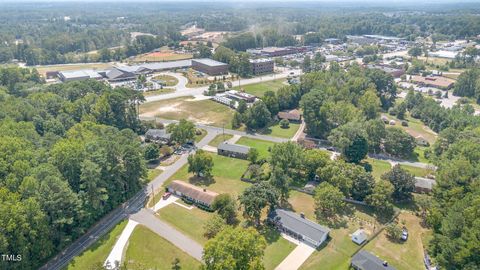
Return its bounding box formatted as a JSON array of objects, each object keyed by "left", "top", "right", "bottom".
[{"left": 401, "top": 228, "right": 408, "bottom": 241}]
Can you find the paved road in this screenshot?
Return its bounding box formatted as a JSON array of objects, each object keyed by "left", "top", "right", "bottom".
[
  {"left": 144, "top": 68, "right": 302, "bottom": 103},
  {"left": 130, "top": 209, "right": 203, "bottom": 261},
  {"left": 40, "top": 130, "right": 217, "bottom": 270}
]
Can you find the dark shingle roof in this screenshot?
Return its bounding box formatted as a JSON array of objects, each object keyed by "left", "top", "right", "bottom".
[
  {"left": 268, "top": 209, "right": 330, "bottom": 244},
  {"left": 351, "top": 250, "right": 397, "bottom": 270},
  {"left": 218, "top": 142, "right": 251, "bottom": 155}
]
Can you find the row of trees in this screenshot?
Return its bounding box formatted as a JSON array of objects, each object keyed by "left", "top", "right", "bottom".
[{"left": 0, "top": 73, "right": 147, "bottom": 269}]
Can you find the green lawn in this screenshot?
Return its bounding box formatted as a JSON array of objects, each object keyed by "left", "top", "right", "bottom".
[
  {"left": 382, "top": 113, "right": 437, "bottom": 144},
  {"left": 151, "top": 74, "right": 179, "bottom": 86},
  {"left": 66, "top": 220, "right": 128, "bottom": 270},
  {"left": 124, "top": 225, "right": 201, "bottom": 270},
  {"left": 143, "top": 88, "right": 175, "bottom": 97},
  {"left": 412, "top": 146, "right": 430, "bottom": 164},
  {"left": 236, "top": 137, "right": 275, "bottom": 160},
  {"left": 261, "top": 227, "right": 296, "bottom": 270},
  {"left": 140, "top": 97, "right": 236, "bottom": 129},
  {"left": 365, "top": 158, "right": 392, "bottom": 180},
  {"left": 288, "top": 192, "right": 379, "bottom": 270},
  {"left": 400, "top": 165, "right": 434, "bottom": 177},
  {"left": 157, "top": 203, "right": 212, "bottom": 244},
  {"left": 364, "top": 212, "right": 430, "bottom": 270},
  {"left": 233, "top": 79, "right": 287, "bottom": 97},
  {"left": 208, "top": 134, "right": 234, "bottom": 147},
  {"left": 164, "top": 153, "right": 250, "bottom": 197},
  {"left": 147, "top": 168, "right": 163, "bottom": 182},
  {"left": 260, "top": 122, "right": 300, "bottom": 139}
]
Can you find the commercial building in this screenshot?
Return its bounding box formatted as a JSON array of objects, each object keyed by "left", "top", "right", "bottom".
[
  {"left": 250, "top": 58, "right": 274, "bottom": 74},
  {"left": 226, "top": 90, "right": 256, "bottom": 103},
  {"left": 366, "top": 64, "right": 405, "bottom": 78},
  {"left": 167, "top": 180, "right": 218, "bottom": 210},
  {"left": 217, "top": 142, "right": 251, "bottom": 159},
  {"left": 268, "top": 209, "right": 330, "bottom": 248},
  {"left": 351, "top": 250, "right": 396, "bottom": 270},
  {"left": 411, "top": 75, "right": 455, "bottom": 90},
  {"left": 191, "top": 58, "right": 228, "bottom": 76},
  {"left": 58, "top": 70, "right": 103, "bottom": 82},
  {"left": 247, "top": 46, "right": 309, "bottom": 57}
]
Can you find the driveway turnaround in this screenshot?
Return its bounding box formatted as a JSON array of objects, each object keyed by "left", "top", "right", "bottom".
[
  {"left": 130, "top": 208, "right": 203, "bottom": 261},
  {"left": 275, "top": 243, "right": 316, "bottom": 270},
  {"left": 104, "top": 220, "right": 139, "bottom": 269},
  {"left": 152, "top": 195, "right": 179, "bottom": 212}
]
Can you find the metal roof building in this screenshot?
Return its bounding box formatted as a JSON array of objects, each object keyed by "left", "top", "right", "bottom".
[{"left": 58, "top": 70, "right": 103, "bottom": 82}]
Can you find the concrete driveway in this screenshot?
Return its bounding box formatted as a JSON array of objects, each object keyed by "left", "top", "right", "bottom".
[
  {"left": 275, "top": 242, "right": 316, "bottom": 270},
  {"left": 104, "top": 220, "right": 139, "bottom": 269}
]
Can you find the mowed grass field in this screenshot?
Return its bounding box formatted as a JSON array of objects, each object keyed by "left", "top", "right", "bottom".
[
  {"left": 236, "top": 137, "right": 275, "bottom": 159},
  {"left": 132, "top": 51, "right": 193, "bottom": 62},
  {"left": 34, "top": 63, "right": 114, "bottom": 77},
  {"left": 164, "top": 153, "right": 250, "bottom": 197},
  {"left": 124, "top": 225, "right": 201, "bottom": 270},
  {"left": 66, "top": 220, "right": 128, "bottom": 270},
  {"left": 208, "top": 133, "right": 233, "bottom": 147},
  {"left": 400, "top": 164, "right": 434, "bottom": 177},
  {"left": 382, "top": 113, "right": 437, "bottom": 145},
  {"left": 139, "top": 97, "right": 236, "bottom": 128},
  {"left": 233, "top": 79, "right": 287, "bottom": 97},
  {"left": 364, "top": 212, "right": 430, "bottom": 270},
  {"left": 365, "top": 158, "right": 392, "bottom": 181},
  {"left": 261, "top": 122, "right": 300, "bottom": 139},
  {"left": 151, "top": 74, "right": 179, "bottom": 86}
]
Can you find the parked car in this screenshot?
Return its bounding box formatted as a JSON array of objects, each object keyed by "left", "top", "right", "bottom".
[
  {"left": 401, "top": 227, "right": 408, "bottom": 241},
  {"left": 326, "top": 146, "right": 335, "bottom": 151},
  {"left": 162, "top": 192, "right": 172, "bottom": 200}
]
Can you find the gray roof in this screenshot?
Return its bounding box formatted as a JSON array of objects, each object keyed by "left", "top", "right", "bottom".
[
  {"left": 218, "top": 142, "right": 251, "bottom": 155},
  {"left": 192, "top": 58, "right": 228, "bottom": 67},
  {"left": 145, "top": 129, "right": 171, "bottom": 139},
  {"left": 59, "top": 69, "right": 102, "bottom": 80},
  {"left": 366, "top": 65, "right": 403, "bottom": 74},
  {"left": 351, "top": 250, "right": 397, "bottom": 270},
  {"left": 106, "top": 68, "right": 136, "bottom": 80},
  {"left": 415, "top": 177, "right": 436, "bottom": 190},
  {"left": 268, "top": 209, "right": 330, "bottom": 244}
]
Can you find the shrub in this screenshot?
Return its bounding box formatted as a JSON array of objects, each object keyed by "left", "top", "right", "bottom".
[{"left": 280, "top": 119, "right": 290, "bottom": 128}]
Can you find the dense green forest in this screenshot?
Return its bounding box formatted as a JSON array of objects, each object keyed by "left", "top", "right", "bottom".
[
  {"left": 1, "top": 2, "right": 480, "bottom": 64},
  {"left": 0, "top": 67, "right": 147, "bottom": 269}
]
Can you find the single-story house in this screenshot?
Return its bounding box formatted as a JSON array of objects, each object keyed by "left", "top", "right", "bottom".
[
  {"left": 145, "top": 129, "right": 171, "bottom": 143},
  {"left": 217, "top": 142, "right": 251, "bottom": 159},
  {"left": 351, "top": 250, "right": 397, "bottom": 270},
  {"left": 414, "top": 177, "right": 436, "bottom": 193},
  {"left": 351, "top": 229, "right": 368, "bottom": 245},
  {"left": 277, "top": 109, "right": 302, "bottom": 123},
  {"left": 167, "top": 180, "right": 218, "bottom": 210},
  {"left": 268, "top": 209, "right": 330, "bottom": 248}
]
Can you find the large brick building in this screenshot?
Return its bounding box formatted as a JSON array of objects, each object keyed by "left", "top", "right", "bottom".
[
  {"left": 192, "top": 58, "right": 228, "bottom": 76},
  {"left": 250, "top": 58, "right": 274, "bottom": 74}
]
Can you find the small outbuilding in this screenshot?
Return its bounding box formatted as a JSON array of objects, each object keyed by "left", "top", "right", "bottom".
[{"left": 351, "top": 229, "right": 368, "bottom": 245}]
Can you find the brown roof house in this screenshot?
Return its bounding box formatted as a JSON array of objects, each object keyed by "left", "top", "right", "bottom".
[
  {"left": 277, "top": 109, "right": 302, "bottom": 123},
  {"left": 167, "top": 180, "right": 219, "bottom": 210}
]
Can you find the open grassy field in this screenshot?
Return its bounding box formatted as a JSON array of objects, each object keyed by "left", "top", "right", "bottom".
[
  {"left": 382, "top": 113, "right": 437, "bottom": 145},
  {"left": 400, "top": 165, "right": 434, "bottom": 177},
  {"left": 151, "top": 74, "right": 179, "bottom": 86},
  {"left": 124, "top": 225, "right": 201, "bottom": 270},
  {"left": 261, "top": 227, "right": 297, "bottom": 270},
  {"left": 364, "top": 212, "right": 430, "bottom": 270},
  {"left": 132, "top": 51, "right": 192, "bottom": 62},
  {"left": 260, "top": 122, "right": 300, "bottom": 139},
  {"left": 158, "top": 203, "right": 212, "bottom": 244},
  {"left": 147, "top": 168, "right": 163, "bottom": 182},
  {"left": 35, "top": 63, "right": 113, "bottom": 77},
  {"left": 208, "top": 133, "right": 233, "bottom": 147},
  {"left": 365, "top": 158, "right": 392, "bottom": 181},
  {"left": 233, "top": 79, "right": 287, "bottom": 97},
  {"left": 413, "top": 146, "right": 430, "bottom": 164},
  {"left": 236, "top": 137, "right": 275, "bottom": 160},
  {"left": 287, "top": 191, "right": 380, "bottom": 270},
  {"left": 164, "top": 153, "right": 250, "bottom": 197},
  {"left": 66, "top": 220, "right": 128, "bottom": 270},
  {"left": 140, "top": 97, "right": 236, "bottom": 128}
]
